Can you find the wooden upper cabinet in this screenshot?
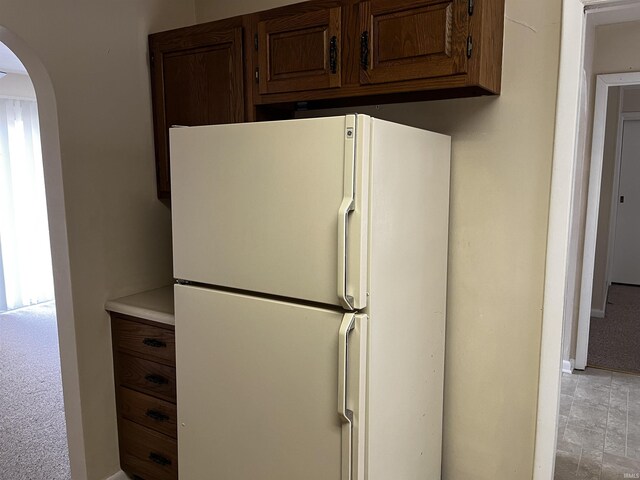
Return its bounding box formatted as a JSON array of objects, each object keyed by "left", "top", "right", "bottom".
[
  {"left": 359, "top": 0, "right": 469, "bottom": 85},
  {"left": 248, "top": 0, "right": 504, "bottom": 105},
  {"left": 257, "top": 6, "right": 342, "bottom": 94},
  {"left": 149, "top": 23, "right": 245, "bottom": 198},
  {"left": 147, "top": 1, "right": 504, "bottom": 186}
]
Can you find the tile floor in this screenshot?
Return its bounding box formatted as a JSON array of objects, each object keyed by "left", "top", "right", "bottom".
[{"left": 555, "top": 368, "right": 640, "bottom": 480}]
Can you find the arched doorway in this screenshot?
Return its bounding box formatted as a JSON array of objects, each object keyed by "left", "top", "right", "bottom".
[{"left": 0, "top": 27, "right": 86, "bottom": 479}]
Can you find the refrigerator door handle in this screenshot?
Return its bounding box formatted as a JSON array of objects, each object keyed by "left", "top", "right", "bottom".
[
  {"left": 338, "top": 115, "right": 357, "bottom": 310},
  {"left": 338, "top": 197, "right": 355, "bottom": 310},
  {"left": 338, "top": 313, "right": 355, "bottom": 480}
]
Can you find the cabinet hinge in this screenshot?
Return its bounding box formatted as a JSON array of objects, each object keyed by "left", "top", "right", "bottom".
[
  {"left": 254, "top": 33, "right": 258, "bottom": 51},
  {"left": 255, "top": 67, "right": 259, "bottom": 83},
  {"left": 466, "top": 35, "right": 473, "bottom": 58},
  {"left": 468, "top": 0, "right": 474, "bottom": 16},
  {"left": 150, "top": 51, "right": 155, "bottom": 67}
]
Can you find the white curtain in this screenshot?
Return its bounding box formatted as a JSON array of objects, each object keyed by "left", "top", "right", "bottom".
[{"left": 0, "top": 97, "right": 53, "bottom": 311}]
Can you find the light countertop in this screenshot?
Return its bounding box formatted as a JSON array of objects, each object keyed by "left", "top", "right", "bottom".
[{"left": 105, "top": 285, "right": 174, "bottom": 325}]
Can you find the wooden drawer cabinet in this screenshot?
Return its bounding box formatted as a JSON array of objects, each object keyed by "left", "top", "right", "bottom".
[
  {"left": 117, "top": 353, "right": 177, "bottom": 403},
  {"left": 112, "top": 316, "right": 176, "bottom": 364},
  {"left": 120, "top": 419, "right": 178, "bottom": 480},
  {"left": 110, "top": 313, "right": 178, "bottom": 480},
  {"left": 120, "top": 388, "right": 178, "bottom": 438}
]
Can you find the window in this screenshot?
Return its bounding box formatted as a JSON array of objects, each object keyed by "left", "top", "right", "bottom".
[{"left": 0, "top": 98, "right": 53, "bottom": 311}]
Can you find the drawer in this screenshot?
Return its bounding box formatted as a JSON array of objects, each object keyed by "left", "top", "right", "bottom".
[
  {"left": 113, "top": 316, "right": 175, "bottom": 365},
  {"left": 120, "top": 387, "right": 177, "bottom": 438},
  {"left": 117, "top": 352, "right": 176, "bottom": 402},
  {"left": 119, "top": 418, "right": 178, "bottom": 480}
]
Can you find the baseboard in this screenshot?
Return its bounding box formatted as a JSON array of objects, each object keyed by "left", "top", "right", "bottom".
[
  {"left": 562, "top": 359, "right": 575, "bottom": 374},
  {"left": 104, "top": 471, "right": 128, "bottom": 480},
  {"left": 591, "top": 308, "right": 605, "bottom": 318}
]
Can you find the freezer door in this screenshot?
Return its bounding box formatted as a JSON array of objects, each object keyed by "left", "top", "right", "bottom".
[
  {"left": 175, "top": 285, "right": 367, "bottom": 480},
  {"left": 170, "top": 115, "right": 369, "bottom": 309}
]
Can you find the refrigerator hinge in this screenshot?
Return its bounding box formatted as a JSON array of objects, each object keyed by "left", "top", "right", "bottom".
[
  {"left": 467, "top": 35, "right": 473, "bottom": 59},
  {"left": 346, "top": 126, "right": 354, "bottom": 140},
  {"left": 175, "top": 279, "right": 191, "bottom": 285}
]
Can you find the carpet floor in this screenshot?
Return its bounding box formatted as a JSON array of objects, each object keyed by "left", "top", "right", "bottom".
[
  {"left": 588, "top": 284, "right": 640, "bottom": 374},
  {"left": 0, "top": 302, "right": 71, "bottom": 479}
]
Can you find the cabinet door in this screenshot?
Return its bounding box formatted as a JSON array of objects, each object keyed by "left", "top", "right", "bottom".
[
  {"left": 258, "top": 6, "right": 341, "bottom": 94},
  {"left": 359, "top": 0, "right": 469, "bottom": 85},
  {"left": 149, "top": 26, "right": 244, "bottom": 198}
]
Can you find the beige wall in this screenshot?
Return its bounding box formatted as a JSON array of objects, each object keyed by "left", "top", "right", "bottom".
[
  {"left": 623, "top": 87, "right": 640, "bottom": 112},
  {"left": 195, "top": 0, "right": 298, "bottom": 19},
  {"left": 0, "top": 72, "right": 35, "bottom": 98},
  {"left": 0, "top": 1, "right": 195, "bottom": 478},
  {"left": 585, "top": 21, "right": 640, "bottom": 324},
  {"left": 593, "top": 21, "right": 640, "bottom": 74},
  {"left": 195, "top": 0, "right": 561, "bottom": 478}
]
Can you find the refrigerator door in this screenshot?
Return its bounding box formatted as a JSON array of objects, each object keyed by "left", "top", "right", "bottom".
[
  {"left": 175, "top": 285, "right": 367, "bottom": 480},
  {"left": 170, "top": 115, "right": 369, "bottom": 309}
]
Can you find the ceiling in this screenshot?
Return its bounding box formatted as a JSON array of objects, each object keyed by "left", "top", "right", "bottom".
[{"left": 0, "top": 41, "right": 27, "bottom": 75}]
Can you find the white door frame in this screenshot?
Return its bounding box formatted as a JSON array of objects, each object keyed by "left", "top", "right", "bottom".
[
  {"left": 575, "top": 74, "right": 640, "bottom": 371},
  {"left": 535, "top": 1, "right": 640, "bottom": 479}
]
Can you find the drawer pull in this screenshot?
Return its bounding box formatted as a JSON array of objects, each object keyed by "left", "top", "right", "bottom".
[
  {"left": 143, "top": 338, "right": 167, "bottom": 348},
  {"left": 145, "top": 409, "right": 170, "bottom": 422},
  {"left": 145, "top": 374, "right": 168, "bottom": 385},
  {"left": 148, "top": 452, "right": 171, "bottom": 466}
]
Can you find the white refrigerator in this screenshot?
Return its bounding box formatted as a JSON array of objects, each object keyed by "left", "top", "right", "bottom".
[{"left": 170, "top": 114, "right": 450, "bottom": 480}]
